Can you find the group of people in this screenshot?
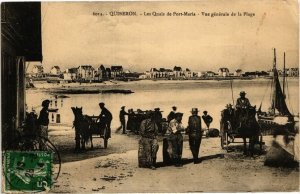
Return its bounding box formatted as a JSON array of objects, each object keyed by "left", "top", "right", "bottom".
[
  {"left": 221, "top": 91, "right": 252, "bottom": 130},
  {"left": 138, "top": 90, "right": 252, "bottom": 170},
  {"left": 138, "top": 106, "right": 214, "bottom": 169},
  {"left": 34, "top": 90, "right": 251, "bottom": 170}
]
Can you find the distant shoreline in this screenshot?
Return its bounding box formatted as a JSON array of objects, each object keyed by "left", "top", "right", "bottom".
[{"left": 28, "top": 77, "right": 299, "bottom": 93}]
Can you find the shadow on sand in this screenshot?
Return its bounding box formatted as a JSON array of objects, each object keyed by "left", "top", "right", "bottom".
[{"left": 155, "top": 153, "right": 225, "bottom": 168}]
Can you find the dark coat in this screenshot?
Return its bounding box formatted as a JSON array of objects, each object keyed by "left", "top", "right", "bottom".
[
  {"left": 167, "top": 111, "right": 176, "bottom": 122},
  {"left": 140, "top": 118, "right": 158, "bottom": 139},
  {"left": 38, "top": 108, "right": 49, "bottom": 126},
  {"left": 187, "top": 115, "right": 202, "bottom": 133},
  {"left": 119, "top": 109, "right": 127, "bottom": 122},
  {"left": 100, "top": 107, "right": 113, "bottom": 123},
  {"left": 202, "top": 115, "right": 213, "bottom": 125},
  {"left": 236, "top": 97, "right": 251, "bottom": 109}
]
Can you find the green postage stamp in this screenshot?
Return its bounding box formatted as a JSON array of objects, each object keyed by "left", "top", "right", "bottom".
[{"left": 4, "top": 151, "right": 53, "bottom": 192}]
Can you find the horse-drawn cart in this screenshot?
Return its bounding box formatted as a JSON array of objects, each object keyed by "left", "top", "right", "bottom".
[
  {"left": 72, "top": 107, "right": 109, "bottom": 150},
  {"left": 88, "top": 116, "right": 109, "bottom": 149},
  {"left": 220, "top": 106, "right": 264, "bottom": 155}
]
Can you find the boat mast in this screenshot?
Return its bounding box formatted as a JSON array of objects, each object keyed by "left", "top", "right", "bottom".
[
  {"left": 272, "top": 48, "right": 277, "bottom": 113},
  {"left": 283, "top": 52, "right": 285, "bottom": 98}
]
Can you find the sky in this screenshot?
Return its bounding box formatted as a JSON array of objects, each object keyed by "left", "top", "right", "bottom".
[{"left": 31, "top": 0, "right": 299, "bottom": 73}]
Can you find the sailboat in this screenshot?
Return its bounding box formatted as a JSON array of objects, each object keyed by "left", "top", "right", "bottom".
[{"left": 257, "top": 48, "right": 296, "bottom": 135}]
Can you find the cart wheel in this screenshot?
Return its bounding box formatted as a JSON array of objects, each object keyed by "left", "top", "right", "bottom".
[
  {"left": 221, "top": 135, "right": 225, "bottom": 149},
  {"left": 225, "top": 132, "right": 229, "bottom": 152},
  {"left": 18, "top": 136, "right": 61, "bottom": 181},
  {"left": 104, "top": 139, "right": 108, "bottom": 149},
  {"left": 259, "top": 134, "right": 263, "bottom": 152}
]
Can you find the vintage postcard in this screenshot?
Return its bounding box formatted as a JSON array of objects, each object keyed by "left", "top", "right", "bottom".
[{"left": 1, "top": 0, "right": 299, "bottom": 192}]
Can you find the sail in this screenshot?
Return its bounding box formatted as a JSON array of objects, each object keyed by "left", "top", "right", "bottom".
[{"left": 272, "top": 68, "right": 292, "bottom": 116}]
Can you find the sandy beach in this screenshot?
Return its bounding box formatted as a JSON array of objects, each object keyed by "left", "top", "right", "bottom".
[{"left": 48, "top": 125, "right": 299, "bottom": 193}]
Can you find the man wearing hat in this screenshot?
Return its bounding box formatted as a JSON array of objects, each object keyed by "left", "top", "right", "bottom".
[
  {"left": 221, "top": 104, "right": 235, "bottom": 136},
  {"left": 236, "top": 91, "right": 251, "bottom": 109},
  {"left": 98, "top": 102, "right": 113, "bottom": 138},
  {"left": 167, "top": 106, "right": 177, "bottom": 123},
  {"left": 119, "top": 106, "right": 128, "bottom": 134},
  {"left": 168, "top": 112, "right": 185, "bottom": 167},
  {"left": 236, "top": 91, "right": 251, "bottom": 125},
  {"left": 38, "top": 100, "right": 50, "bottom": 149},
  {"left": 187, "top": 108, "right": 202, "bottom": 163},
  {"left": 139, "top": 111, "right": 159, "bottom": 170}
]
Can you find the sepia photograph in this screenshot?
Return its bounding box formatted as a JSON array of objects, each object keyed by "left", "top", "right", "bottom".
[{"left": 1, "top": 0, "right": 299, "bottom": 192}]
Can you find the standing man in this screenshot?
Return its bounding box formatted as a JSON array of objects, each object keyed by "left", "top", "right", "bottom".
[
  {"left": 168, "top": 112, "right": 184, "bottom": 167},
  {"left": 38, "top": 100, "right": 50, "bottom": 149},
  {"left": 119, "top": 106, "right": 128, "bottom": 134},
  {"left": 139, "top": 111, "right": 159, "bottom": 170},
  {"left": 187, "top": 108, "right": 202, "bottom": 163},
  {"left": 154, "top": 108, "right": 163, "bottom": 133},
  {"left": 167, "top": 106, "right": 177, "bottom": 123},
  {"left": 98, "top": 102, "right": 113, "bottom": 138},
  {"left": 221, "top": 104, "right": 235, "bottom": 141}
]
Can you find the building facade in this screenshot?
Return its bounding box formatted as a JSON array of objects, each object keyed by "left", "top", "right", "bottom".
[
  {"left": 234, "top": 69, "right": 243, "bottom": 77},
  {"left": 50, "top": 66, "right": 61, "bottom": 75},
  {"left": 288, "top": 68, "right": 299, "bottom": 77},
  {"left": 111, "top": 66, "right": 123, "bottom": 78},
  {"left": 32, "top": 64, "right": 44, "bottom": 77},
  {"left": 63, "top": 68, "right": 78, "bottom": 81},
  {"left": 173, "top": 66, "right": 183, "bottom": 78},
  {"left": 1, "top": 2, "right": 42, "bottom": 149},
  {"left": 218, "top": 68, "right": 230, "bottom": 77},
  {"left": 77, "top": 65, "right": 95, "bottom": 81}
]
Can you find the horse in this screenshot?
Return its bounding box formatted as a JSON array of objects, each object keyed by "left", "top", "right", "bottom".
[
  {"left": 234, "top": 106, "right": 261, "bottom": 156},
  {"left": 221, "top": 106, "right": 261, "bottom": 156},
  {"left": 71, "top": 107, "right": 93, "bottom": 151}
]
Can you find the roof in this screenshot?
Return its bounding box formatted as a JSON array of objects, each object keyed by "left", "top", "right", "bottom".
[
  {"left": 219, "top": 68, "right": 229, "bottom": 72},
  {"left": 33, "top": 65, "right": 43, "bottom": 70},
  {"left": 2, "top": 2, "right": 43, "bottom": 62},
  {"left": 173, "top": 66, "right": 182, "bottom": 71},
  {"left": 150, "top": 68, "right": 159, "bottom": 72},
  {"left": 206, "top": 71, "right": 215, "bottom": 74},
  {"left": 111, "top": 66, "right": 123, "bottom": 71},
  {"left": 79, "top": 65, "right": 94, "bottom": 70},
  {"left": 67, "top": 68, "right": 78, "bottom": 73},
  {"left": 235, "top": 69, "right": 242, "bottom": 72},
  {"left": 52, "top": 66, "right": 60, "bottom": 70}
]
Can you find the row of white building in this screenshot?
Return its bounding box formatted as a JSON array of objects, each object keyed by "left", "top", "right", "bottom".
[
  {"left": 31, "top": 64, "right": 124, "bottom": 81},
  {"left": 139, "top": 67, "right": 243, "bottom": 79}
]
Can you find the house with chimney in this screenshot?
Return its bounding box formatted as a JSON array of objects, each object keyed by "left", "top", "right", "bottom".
[
  {"left": 111, "top": 66, "right": 123, "bottom": 78},
  {"left": 50, "top": 66, "right": 61, "bottom": 75},
  {"left": 63, "top": 68, "right": 78, "bottom": 81},
  {"left": 183, "top": 68, "right": 192, "bottom": 78},
  {"left": 32, "top": 64, "right": 44, "bottom": 77},
  {"left": 77, "top": 65, "right": 95, "bottom": 81},
  {"left": 149, "top": 68, "right": 159, "bottom": 78},
  {"left": 173, "top": 66, "right": 183, "bottom": 78},
  {"left": 94, "top": 64, "right": 109, "bottom": 81},
  {"left": 234, "top": 69, "right": 243, "bottom": 77},
  {"left": 218, "top": 67, "right": 230, "bottom": 77}
]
